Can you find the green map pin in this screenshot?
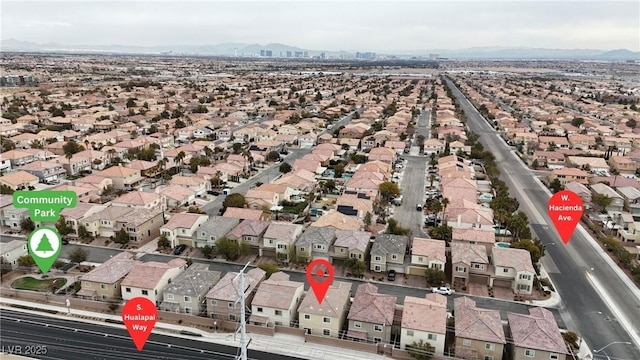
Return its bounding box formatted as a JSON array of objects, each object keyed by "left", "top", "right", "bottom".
[{"left": 27, "top": 226, "right": 62, "bottom": 273}]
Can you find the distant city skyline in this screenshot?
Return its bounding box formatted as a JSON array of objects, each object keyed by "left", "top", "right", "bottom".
[{"left": 2, "top": 1, "right": 639, "bottom": 52}]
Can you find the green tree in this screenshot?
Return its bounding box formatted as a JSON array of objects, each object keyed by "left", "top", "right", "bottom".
[
  {"left": 258, "top": 263, "right": 280, "bottom": 278},
  {"left": 345, "top": 258, "right": 366, "bottom": 277},
  {"left": 428, "top": 225, "right": 452, "bottom": 241},
  {"left": 20, "top": 217, "right": 35, "bottom": 232},
  {"left": 364, "top": 211, "right": 372, "bottom": 228},
  {"left": 592, "top": 193, "right": 612, "bottom": 213},
  {"left": 223, "top": 193, "right": 246, "bottom": 209},
  {"left": 62, "top": 140, "right": 85, "bottom": 157},
  {"left": 78, "top": 225, "right": 92, "bottom": 240},
  {"left": 407, "top": 339, "right": 435, "bottom": 360},
  {"left": 379, "top": 182, "right": 401, "bottom": 202},
  {"left": 216, "top": 237, "right": 249, "bottom": 261},
  {"left": 279, "top": 162, "right": 292, "bottom": 173},
  {"left": 506, "top": 211, "right": 531, "bottom": 240},
  {"left": 386, "top": 218, "right": 411, "bottom": 236},
  {"left": 626, "top": 119, "right": 637, "bottom": 128},
  {"left": 425, "top": 268, "right": 446, "bottom": 286},
  {"left": 549, "top": 178, "right": 564, "bottom": 193},
  {"left": 571, "top": 117, "right": 585, "bottom": 127},
  {"left": 113, "top": 228, "right": 130, "bottom": 244},
  {"left": 511, "top": 239, "right": 542, "bottom": 264},
  {"left": 157, "top": 234, "right": 171, "bottom": 249},
  {"left": 201, "top": 245, "right": 214, "bottom": 259},
  {"left": 266, "top": 151, "right": 280, "bottom": 162},
  {"left": 69, "top": 247, "right": 89, "bottom": 264},
  {"left": 55, "top": 216, "right": 73, "bottom": 235},
  {"left": 18, "top": 255, "right": 36, "bottom": 267}
]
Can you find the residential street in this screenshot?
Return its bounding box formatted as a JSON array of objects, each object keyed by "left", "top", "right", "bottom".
[
  {"left": 444, "top": 77, "right": 640, "bottom": 360},
  {"left": 394, "top": 156, "right": 428, "bottom": 238}
]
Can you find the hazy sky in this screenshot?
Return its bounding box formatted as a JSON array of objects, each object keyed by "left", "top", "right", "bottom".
[{"left": 2, "top": 0, "right": 639, "bottom": 52}]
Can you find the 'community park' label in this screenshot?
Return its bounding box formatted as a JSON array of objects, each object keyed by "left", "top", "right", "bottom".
[{"left": 12, "top": 191, "right": 77, "bottom": 222}]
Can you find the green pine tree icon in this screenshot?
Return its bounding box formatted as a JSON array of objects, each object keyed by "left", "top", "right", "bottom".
[{"left": 36, "top": 233, "right": 54, "bottom": 254}]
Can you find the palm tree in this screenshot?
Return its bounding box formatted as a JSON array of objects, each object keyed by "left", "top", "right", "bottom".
[
  {"left": 440, "top": 197, "right": 450, "bottom": 224},
  {"left": 203, "top": 146, "right": 213, "bottom": 160},
  {"left": 241, "top": 150, "right": 252, "bottom": 175},
  {"left": 212, "top": 170, "right": 223, "bottom": 189},
  {"left": 428, "top": 174, "right": 436, "bottom": 188},
  {"left": 175, "top": 151, "right": 186, "bottom": 174},
  {"left": 157, "top": 157, "right": 168, "bottom": 184}
]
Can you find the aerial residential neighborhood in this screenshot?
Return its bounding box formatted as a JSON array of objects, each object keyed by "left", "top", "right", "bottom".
[{"left": 1, "top": 3, "right": 639, "bottom": 359}]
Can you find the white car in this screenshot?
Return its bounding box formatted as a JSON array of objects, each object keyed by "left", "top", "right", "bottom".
[{"left": 431, "top": 286, "right": 453, "bottom": 295}]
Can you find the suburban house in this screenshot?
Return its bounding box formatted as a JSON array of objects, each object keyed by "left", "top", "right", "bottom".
[
  {"left": 120, "top": 258, "right": 188, "bottom": 305},
  {"left": 0, "top": 239, "right": 27, "bottom": 269},
  {"left": 295, "top": 226, "right": 337, "bottom": 262},
  {"left": 507, "top": 308, "right": 568, "bottom": 360},
  {"left": 194, "top": 216, "right": 240, "bottom": 248},
  {"left": 113, "top": 208, "right": 164, "bottom": 244},
  {"left": 346, "top": 283, "right": 396, "bottom": 344},
  {"left": 160, "top": 213, "right": 210, "bottom": 248},
  {"left": 159, "top": 263, "right": 221, "bottom": 315},
  {"left": 454, "top": 297, "right": 507, "bottom": 360},
  {"left": 226, "top": 219, "right": 271, "bottom": 256},
  {"left": 549, "top": 168, "right": 589, "bottom": 186},
  {"left": 400, "top": 293, "right": 448, "bottom": 355},
  {"left": 205, "top": 268, "right": 266, "bottom": 322},
  {"left": 492, "top": 247, "right": 535, "bottom": 295},
  {"left": 406, "top": 237, "right": 446, "bottom": 276},
  {"left": 18, "top": 160, "right": 66, "bottom": 183},
  {"left": 262, "top": 222, "right": 304, "bottom": 262},
  {"left": 370, "top": 234, "right": 409, "bottom": 272},
  {"left": 332, "top": 230, "right": 371, "bottom": 262},
  {"left": 590, "top": 183, "right": 624, "bottom": 213},
  {"left": 250, "top": 272, "right": 304, "bottom": 327},
  {"left": 0, "top": 171, "right": 39, "bottom": 190},
  {"left": 298, "top": 281, "right": 352, "bottom": 338},
  {"left": 111, "top": 191, "right": 167, "bottom": 211},
  {"left": 451, "top": 242, "right": 491, "bottom": 289},
  {"left": 95, "top": 165, "right": 143, "bottom": 190}
]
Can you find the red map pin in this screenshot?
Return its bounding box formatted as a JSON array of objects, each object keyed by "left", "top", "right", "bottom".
[
  {"left": 548, "top": 190, "right": 584, "bottom": 244},
  {"left": 122, "top": 297, "right": 158, "bottom": 351},
  {"left": 306, "top": 259, "right": 335, "bottom": 304}
]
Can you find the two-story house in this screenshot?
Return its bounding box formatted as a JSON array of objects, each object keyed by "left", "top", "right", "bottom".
[
  {"left": 507, "top": 308, "right": 568, "bottom": 360},
  {"left": 226, "top": 220, "right": 271, "bottom": 256},
  {"left": 400, "top": 293, "right": 447, "bottom": 355},
  {"left": 451, "top": 242, "right": 491, "bottom": 289},
  {"left": 262, "top": 222, "right": 304, "bottom": 262},
  {"left": 298, "top": 281, "right": 352, "bottom": 338},
  {"left": 206, "top": 268, "right": 266, "bottom": 322},
  {"left": 332, "top": 230, "right": 371, "bottom": 262},
  {"left": 406, "top": 237, "right": 446, "bottom": 276},
  {"left": 0, "top": 240, "right": 28, "bottom": 269},
  {"left": 18, "top": 161, "right": 66, "bottom": 183},
  {"left": 295, "top": 226, "right": 337, "bottom": 262},
  {"left": 346, "top": 283, "right": 396, "bottom": 344},
  {"left": 250, "top": 272, "right": 304, "bottom": 327},
  {"left": 370, "top": 234, "right": 408, "bottom": 273},
  {"left": 194, "top": 216, "right": 239, "bottom": 248},
  {"left": 454, "top": 297, "right": 507, "bottom": 360},
  {"left": 492, "top": 247, "right": 535, "bottom": 295},
  {"left": 77, "top": 252, "right": 136, "bottom": 301},
  {"left": 591, "top": 183, "right": 624, "bottom": 213},
  {"left": 159, "top": 263, "right": 221, "bottom": 315},
  {"left": 120, "top": 258, "right": 187, "bottom": 305},
  {"left": 160, "top": 213, "right": 209, "bottom": 248}
]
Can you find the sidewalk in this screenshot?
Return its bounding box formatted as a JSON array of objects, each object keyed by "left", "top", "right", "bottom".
[{"left": 0, "top": 296, "right": 384, "bottom": 360}]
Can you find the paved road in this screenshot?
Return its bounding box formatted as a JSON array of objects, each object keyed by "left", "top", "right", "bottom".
[
  {"left": 0, "top": 234, "right": 26, "bottom": 243},
  {"left": 0, "top": 309, "right": 302, "bottom": 360},
  {"left": 395, "top": 156, "right": 428, "bottom": 239},
  {"left": 415, "top": 108, "right": 432, "bottom": 140},
  {"left": 444, "top": 77, "right": 640, "bottom": 360}
]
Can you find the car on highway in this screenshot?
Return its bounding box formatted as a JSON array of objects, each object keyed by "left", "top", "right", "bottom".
[
  {"left": 431, "top": 286, "right": 453, "bottom": 295},
  {"left": 173, "top": 244, "right": 187, "bottom": 255},
  {"left": 387, "top": 270, "right": 396, "bottom": 282}
]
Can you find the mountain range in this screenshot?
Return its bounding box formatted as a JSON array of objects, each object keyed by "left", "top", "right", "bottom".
[{"left": 1, "top": 39, "right": 638, "bottom": 60}]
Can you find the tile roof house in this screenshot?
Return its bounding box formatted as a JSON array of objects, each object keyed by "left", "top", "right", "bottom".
[
  {"left": 0, "top": 170, "right": 39, "bottom": 190},
  {"left": 400, "top": 293, "right": 448, "bottom": 355},
  {"left": 454, "top": 297, "right": 506, "bottom": 360},
  {"left": 159, "top": 263, "right": 221, "bottom": 315},
  {"left": 332, "top": 230, "right": 371, "bottom": 262},
  {"left": 222, "top": 207, "right": 270, "bottom": 221},
  {"left": 492, "top": 247, "right": 535, "bottom": 295},
  {"left": 590, "top": 183, "right": 624, "bottom": 213},
  {"left": 0, "top": 239, "right": 27, "bottom": 270},
  {"left": 370, "top": 234, "right": 409, "bottom": 273},
  {"left": 250, "top": 272, "right": 304, "bottom": 327},
  {"left": 347, "top": 283, "right": 397, "bottom": 343},
  {"left": 298, "top": 281, "right": 352, "bottom": 338},
  {"left": 194, "top": 216, "right": 240, "bottom": 248},
  {"left": 95, "top": 165, "right": 143, "bottom": 190},
  {"left": 160, "top": 213, "right": 209, "bottom": 248},
  {"left": 226, "top": 219, "right": 271, "bottom": 256},
  {"left": 262, "top": 222, "right": 304, "bottom": 263},
  {"left": 406, "top": 238, "right": 446, "bottom": 276},
  {"left": 206, "top": 268, "right": 266, "bottom": 322},
  {"left": 111, "top": 190, "right": 166, "bottom": 211},
  {"left": 507, "top": 307, "right": 568, "bottom": 360},
  {"left": 310, "top": 211, "right": 363, "bottom": 231},
  {"left": 120, "top": 258, "right": 187, "bottom": 305},
  {"left": 295, "top": 226, "right": 337, "bottom": 262},
  {"left": 451, "top": 242, "right": 491, "bottom": 289}
]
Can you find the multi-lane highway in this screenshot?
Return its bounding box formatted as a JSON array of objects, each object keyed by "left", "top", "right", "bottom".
[
  {"left": 0, "top": 309, "right": 302, "bottom": 360},
  {"left": 444, "top": 76, "right": 640, "bottom": 360}
]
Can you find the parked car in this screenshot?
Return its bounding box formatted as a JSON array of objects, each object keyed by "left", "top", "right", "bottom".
[
  {"left": 431, "top": 286, "right": 453, "bottom": 295},
  {"left": 416, "top": 204, "right": 423, "bottom": 211},
  {"left": 173, "top": 244, "right": 187, "bottom": 255},
  {"left": 62, "top": 238, "right": 69, "bottom": 245},
  {"left": 387, "top": 270, "right": 396, "bottom": 281}
]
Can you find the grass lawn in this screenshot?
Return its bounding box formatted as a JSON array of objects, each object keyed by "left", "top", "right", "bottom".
[{"left": 11, "top": 277, "right": 67, "bottom": 292}]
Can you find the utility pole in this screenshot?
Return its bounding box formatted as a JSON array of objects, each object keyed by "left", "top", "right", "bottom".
[{"left": 234, "top": 262, "right": 251, "bottom": 360}]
